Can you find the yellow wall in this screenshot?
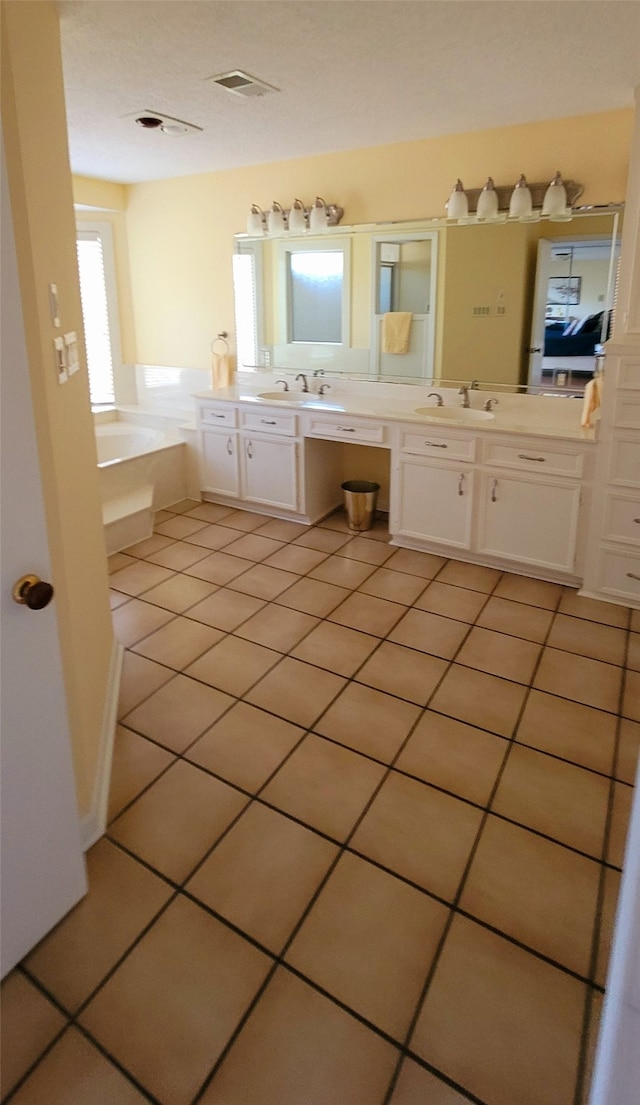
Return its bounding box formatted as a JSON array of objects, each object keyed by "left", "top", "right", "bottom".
[
  {"left": 2, "top": 1, "right": 114, "bottom": 818},
  {"left": 122, "top": 108, "right": 632, "bottom": 373}
]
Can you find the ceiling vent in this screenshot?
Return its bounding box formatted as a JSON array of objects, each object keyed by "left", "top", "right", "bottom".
[{"left": 207, "top": 70, "right": 279, "bottom": 98}]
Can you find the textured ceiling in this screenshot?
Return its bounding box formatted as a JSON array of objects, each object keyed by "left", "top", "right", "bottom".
[{"left": 57, "top": 0, "right": 640, "bottom": 185}]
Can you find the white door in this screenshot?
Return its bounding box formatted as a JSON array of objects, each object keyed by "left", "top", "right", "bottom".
[
  {"left": 527, "top": 240, "right": 552, "bottom": 389},
  {"left": 241, "top": 435, "right": 299, "bottom": 511},
  {"left": 0, "top": 125, "right": 87, "bottom": 979},
  {"left": 398, "top": 458, "right": 474, "bottom": 549},
  {"left": 478, "top": 472, "right": 581, "bottom": 573}
]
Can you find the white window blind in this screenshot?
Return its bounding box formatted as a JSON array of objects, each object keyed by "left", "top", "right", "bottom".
[
  {"left": 233, "top": 250, "right": 258, "bottom": 368},
  {"left": 76, "top": 229, "right": 115, "bottom": 405}
]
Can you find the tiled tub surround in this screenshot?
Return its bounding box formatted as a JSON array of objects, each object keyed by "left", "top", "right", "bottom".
[{"left": 2, "top": 499, "right": 638, "bottom": 1105}]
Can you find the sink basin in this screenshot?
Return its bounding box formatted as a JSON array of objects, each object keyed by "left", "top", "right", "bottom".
[
  {"left": 257, "top": 391, "right": 300, "bottom": 402},
  {"left": 414, "top": 406, "right": 495, "bottom": 422}
]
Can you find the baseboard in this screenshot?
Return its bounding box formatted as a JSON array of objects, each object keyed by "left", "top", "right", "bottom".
[{"left": 79, "top": 638, "right": 124, "bottom": 851}]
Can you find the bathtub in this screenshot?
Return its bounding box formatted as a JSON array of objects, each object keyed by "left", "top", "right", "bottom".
[{"left": 95, "top": 417, "right": 190, "bottom": 555}]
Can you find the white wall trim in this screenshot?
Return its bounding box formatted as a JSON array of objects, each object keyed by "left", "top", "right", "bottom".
[{"left": 79, "top": 638, "right": 123, "bottom": 851}]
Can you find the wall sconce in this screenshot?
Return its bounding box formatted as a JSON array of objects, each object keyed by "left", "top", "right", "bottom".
[
  {"left": 446, "top": 179, "right": 469, "bottom": 220},
  {"left": 267, "top": 201, "right": 288, "bottom": 234},
  {"left": 287, "top": 198, "right": 308, "bottom": 234},
  {"left": 508, "top": 174, "right": 533, "bottom": 219},
  {"left": 245, "top": 198, "right": 344, "bottom": 235},
  {"left": 246, "top": 204, "right": 266, "bottom": 235},
  {"left": 542, "top": 171, "right": 568, "bottom": 219},
  {"left": 476, "top": 177, "right": 499, "bottom": 220}
]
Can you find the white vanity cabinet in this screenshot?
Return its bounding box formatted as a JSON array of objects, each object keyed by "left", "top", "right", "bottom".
[
  {"left": 198, "top": 404, "right": 240, "bottom": 497},
  {"left": 238, "top": 434, "right": 299, "bottom": 511},
  {"left": 392, "top": 426, "right": 476, "bottom": 549}
]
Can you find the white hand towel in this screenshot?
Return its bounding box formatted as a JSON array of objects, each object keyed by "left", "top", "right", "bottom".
[{"left": 382, "top": 312, "right": 413, "bottom": 355}]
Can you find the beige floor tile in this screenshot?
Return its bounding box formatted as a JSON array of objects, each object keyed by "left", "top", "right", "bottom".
[
  {"left": 459, "top": 817, "right": 600, "bottom": 977},
  {"left": 628, "top": 631, "right": 640, "bottom": 672},
  {"left": 0, "top": 972, "right": 66, "bottom": 1099},
  {"left": 108, "top": 725, "right": 175, "bottom": 821},
  {"left": 235, "top": 604, "right": 319, "bottom": 652},
  {"left": 186, "top": 587, "right": 266, "bottom": 631},
  {"left": 494, "top": 572, "right": 563, "bottom": 610},
  {"left": 607, "top": 781, "right": 633, "bottom": 867},
  {"left": 254, "top": 518, "right": 309, "bottom": 542},
  {"left": 492, "top": 744, "right": 610, "bottom": 857},
  {"left": 275, "top": 576, "right": 349, "bottom": 616},
  {"left": 219, "top": 509, "right": 273, "bottom": 531},
  {"left": 183, "top": 551, "right": 250, "bottom": 585},
  {"left": 109, "top": 560, "right": 175, "bottom": 597},
  {"left": 558, "top": 591, "right": 630, "bottom": 628},
  {"left": 222, "top": 532, "right": 286, "bottom": 562},
  {"left": 596, "top": 867, "right": 621, "bottom": 987},
  {"left": 186, "top": 636, "right": 281, "bottom": 697},
  {"left": 187, "top": 803, "right": 337, "bottom": 953},
  {"left": 122, "top": 673, "right": 234, "bottom": 753},
  {"left": 317, "top": 508, "right": 352, "bottom": 533},
  {"left": 145, "top": 539, "right": 213, "bottom": 571},
  {"left": 581, "top": 991, "right": 603, "bottom": 1105},
  {"left": 293, "top": 526, "right": 352, "bottom": 553},
  {"left": 181, "top": 523, "right": 239, "bottom": 550},
  {"left": 117, "top": 653, "right": 173, "bottom": 717},
  {"left": 314, "top": 681, "right": 421, "bottom": 762},
  {"left": 141, "top": 573, "right": 217, "bottom": 613},
  {"left": 622, "top": 668, "right": 640, "bottom": 721},
  {"left": 112, "top": 598, "right": 174, "bottom": 647},
  {"left": 263, "top": 544, "right": 329, "bottom": 574},
  {"left": 415, "top": 581, "right": 488, "bottom": 623},
  {"left": 630, "top": 608, "right": 640, "bottom": 632},
  {"left": 476, "top": 595, "right": 554, "bottom": 642},
  {"left": 396, "top": 711, "right": 506, "bottom": 806},
  {"left": 617, "top": 718, "right": 640, "bottom": 783},
  {"left": 328, "top": 591, "right": 406, "bottom": 637},
  {"left": 8, "top": 1027, "right": 148, "bottom": 1105},
  {"left": 384, "top": 548, "right": 447, "bottom": 579},
  {"left": 534, "top": 647, "right": 623, "bottom": 713},
  {"left": 357, "top": 515, "right": 391, "bottom": 541},
  {"left": 412, "top": 915, "right": 585, "bottom": 1105},
  {"left": 153, "top": 509, "right": 174, "bottom": 525},
  {"left": 435, "top": 561, "right": 500, "bottom": 593},
  {"left": 290, "top": 621, "right": 379, "bottom": 676},
  {"left": 155, "top": 515, "right": 209, "bottom": 539},
  {"left": 108, "top": 552, "right": 136, "bottom": 574},
  {"left": 108, "top": 760, "right": 247, "bottom": 883},
  {"left": 199, "top": 967, "right": 399, "bottom": 1105},
  {"left": 131, "top": 616, "right": 224, "bottom": 670},
  {"left": 109, "top": 589, "right": 130, "bottom": 609},
  {"left": 547, "top": 614, "right": 627, "bottom": 666},
  {"left": 24, "top": 839, "right": 172, "bottom": 1012},
  {"left": 226, "top": 562, "right": 300, "bottom": 599},
  {"left": 428, "top": 664, "right": 527, "bottom": 738},
  {"left": 390, "top": 1058, "right": 471, "bottom": 1105},
  {"left": 261, "top": 734, "right": 386, "bottom": 841},
  {"left": 309, "top": 554, "right": 378, "bottom": 589},
  {"left": 516, "top": 690, "right": 617, "bottom": 775},
  {"left": 80, "top": 896, "right": 270, "bottom": 1105},
  {"left": 355, "top": 640, "right": 448, "bottom": 705},
  {"left": 244, "top": 656, "right": 346, "bottom": 728},
  {"left": 336, "top": 535, "right": 395, "bottom": 565},
  {"left": 351, "top": 773, "right": 482, "bottom": 900},
  {"left": 165, "top": 498, "right": 201, "bottom": 514},
  {"left": 286, "top": 852, "right": 448, "bottom": 1039},
  {"left": 183, "top": 502, "right": 236, "bottom": 524},
  {"left": 186, "top": 702, "right": 304, "bottom": 792},
  {"left": 358, "top": 566, "right": 428, "bottom": 606},
  {"left": 457, "top": 626, "right": 541, "bottom": 684},
  {"left": 388, "top": 608, "right": 469, "bottom": 660},
  {"left": 124, "top": 533, "right": 175, "bottom": 558}
]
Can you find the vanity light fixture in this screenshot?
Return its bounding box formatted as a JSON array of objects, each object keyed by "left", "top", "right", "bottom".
[
  {"left": 244, "top": 198, "right": 344, "bottom": 236},
  {"left": 287, "top": 199, "right": 308, "bottom": 234},
  {"left": 476, "top": 177, "right": 499, "bottom": 220},
  {"left": 309, "top": 197, "right": 332, "bottom": 233},
  {"left": 267, "top": 201, "right": 288, "bottom": 235},
  {"left": 508, "top": 175, "right": 534, "bottom": 219},
  {"left": 542, "top": 171, "right": 569, "bottom": 219},
  {"left": 446, "top": 179, "right": 469, "bottom": 220},
  {"left": 246, "top": 204, "right": 266, "bottom": 235}
]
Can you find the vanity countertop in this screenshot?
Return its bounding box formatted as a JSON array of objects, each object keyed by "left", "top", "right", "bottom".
[{"left": 194, "top": 377, "right": 597, "bottom": 444}]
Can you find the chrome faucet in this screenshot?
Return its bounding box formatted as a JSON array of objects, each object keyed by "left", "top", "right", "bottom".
[
  {"left": 458, "top": 385, "right": 470, "bottom": 408},
  {"left": 318, "top": 383, "right": 331, "bottom": 396},
  {"left": 275, "top": 379, "right": 289, "bottom": 392},
  {"left": 295, "top": 373, "right": 309, "bottom": 393},
  {"left": 483, "top": 398, "right": 499, "bottom": 412},
  {"left": 313, "top": 369, "right": 325, "bottom": 378},
  {"left": 428, "top": 392, "right": 443, "bottom": 407}
]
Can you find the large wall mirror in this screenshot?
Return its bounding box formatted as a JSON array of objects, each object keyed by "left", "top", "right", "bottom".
[{"left": 234, "top": 205, "right": 622, "bottom": 394}]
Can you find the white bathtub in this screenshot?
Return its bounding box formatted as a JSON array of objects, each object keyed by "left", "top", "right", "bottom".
[{"left": 95, "top": 418, "right": 189, "bottom": 554}]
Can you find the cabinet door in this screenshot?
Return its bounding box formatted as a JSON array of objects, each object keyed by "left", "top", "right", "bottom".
[
  {"left": 479, "top": 472, "right": 580, "bottom": 572},
  {"left": 397, "top": 458, "right": 473, "bottom": 549},
  {"left": 241, "top": 435, "right": 299, "bottom": 511},
  {"left": 200, "top": 429, "right": 240, "bottom": 496}
]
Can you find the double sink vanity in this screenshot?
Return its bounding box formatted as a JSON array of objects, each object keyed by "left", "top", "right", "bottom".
[{"left": 196, "top": 375, "right": 596, "bottom": 586}]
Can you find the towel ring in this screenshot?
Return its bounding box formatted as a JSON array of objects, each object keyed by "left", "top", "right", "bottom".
[{"left": 211, "top": 332, "right": 229, "bottom": 355}]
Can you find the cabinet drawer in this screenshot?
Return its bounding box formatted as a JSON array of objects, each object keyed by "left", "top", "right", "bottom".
[
  {"left": 482, "top": 438, "right": 584, "bottom": 478},
  {"left": 597, "top": 549, "right": 640, "bottom": 602},
  {"left": 610, "top": 438, "right": 640, "bottom": 488},
  {"left": 241, "top": 409, "right": 298, "bottom": 437},
  {"left": 399, "top": 428, "right": 476, "bottom": 461},
  {"left": 305, "top": 416, "right": 387, "bottom": 445},
  {"left": 199, "top": 404, "right": 236, "bottom": 428},
  {"left": 603, "top": 493, "right": 640, "bottom": 545}
]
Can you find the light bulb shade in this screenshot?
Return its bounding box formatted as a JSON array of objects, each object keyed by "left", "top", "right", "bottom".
[
  {"left": 247, "top": 205, "right": 265, "bottom": 235},
  {"left": 288, "top": 199, "right": 307, "bottom": 234},
  {"left": 542, "top": 171, "right": 568, "bottom": 216},
  {"left": 476, "top": 177, "right": 499, "bottom": 220},
  {"left": 309, "top": 197, "right": 329, "bottom": 233},
  {"left": 509, "top": 175, "right": 532, "bottom": 219},
  {"left": 267, "top": 202, "right": 287, "bottom": 235},
  {"left": 446, "top": 180, "right": 469, "bottom": 220}
]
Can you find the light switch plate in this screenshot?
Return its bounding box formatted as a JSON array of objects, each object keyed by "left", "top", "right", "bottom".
[
  {"left": 48, "top": 283, "right": 60, "bottom": 327},
  {"left": 54, "top": 336, "right": 67, "bottom": 384},
  {"left": 64, "top": 331, "right": 80, "bottom": 375}
]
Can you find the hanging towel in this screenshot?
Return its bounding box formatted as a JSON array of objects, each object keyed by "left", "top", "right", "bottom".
[
  {"left": 211, "top": 352, "right": 234, "bottom": 390},
  {"left": 382, "top": 312, "right": 413, "bottom": 355},
  {"left": 580, "top": 375, "right": 603, "bottom": 429}
]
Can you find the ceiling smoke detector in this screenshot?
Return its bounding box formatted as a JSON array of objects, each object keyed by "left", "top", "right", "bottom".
[
  {"left": 125, "top": 110, "right": 203, "bottom": 136},
  {"left": 207, "top": 70, "right": 279, "bottom": 98}
]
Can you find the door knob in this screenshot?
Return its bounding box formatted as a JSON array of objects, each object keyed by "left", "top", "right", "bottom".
[{"left": 12, "top": 573, "right": 54, "bottom": 610}]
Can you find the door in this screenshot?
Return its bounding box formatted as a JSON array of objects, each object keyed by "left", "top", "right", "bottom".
[
  {"left": 241, "top": 435, "right": 299, "bottom": 511},
  {"left": 200, "top": 429, "right": 240, "bottom": 496},
  {"left": 1, "top": 127, "right": 87, "bottom": 978},
  {"left": 527, "top": 239, "right": 552, "bottom": 389},
  {"left": 478, "top": 472, "right": 581, "bottom": 572},
  {"left": 398, "top": 458, "right": 474, "bottom": 549}
]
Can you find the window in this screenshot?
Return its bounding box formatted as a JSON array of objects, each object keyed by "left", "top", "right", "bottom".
[
  {"left": 76, "top": 223, "right": 120, "bottom": 405},
  {"left": 233, "top": 243, "right": 261, "bottom": 368},
  {"left": 278, "top": 238, "right": 351, "bottom": 349}
]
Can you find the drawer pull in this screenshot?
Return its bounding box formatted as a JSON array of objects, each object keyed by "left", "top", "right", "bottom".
[
  {"left": 260, "top": 419, "right": 277, "bottom": 425},
  {"left": 518, "top": 453, "right": 546, "bottom": 462},
  {"left": 337, "top": 426, "right": 356, "bottom": 433},
  {"left": 425, "top": 441, "right": 448, "bottom": 449},
  {"left": 626, "top": 572, "right": 640, "bottom": 582},
  {"left": 211, "top": 413, "right": 226, "bottom": 419},
  {"left": 458, "top": 473, "right": 465, "bottom": 497},
  {"left": 491, "top": 478, "right": 498, "bottom": 503},
  {"left": 634, "top": 518, "right": 640, "bottom": 524}
]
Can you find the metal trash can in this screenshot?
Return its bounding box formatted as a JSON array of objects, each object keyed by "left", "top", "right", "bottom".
[{"left": 341, "top": 480, "right": 380, "bottom": 533}]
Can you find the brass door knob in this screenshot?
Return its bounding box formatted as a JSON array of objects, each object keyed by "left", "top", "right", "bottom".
[{"left": 12, "top": 574, "right": 54, "bottom": 610}]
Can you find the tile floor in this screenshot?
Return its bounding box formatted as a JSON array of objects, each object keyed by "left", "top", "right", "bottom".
[{"left": 2, "top": 499, "right": 639, "bottom": 1105}]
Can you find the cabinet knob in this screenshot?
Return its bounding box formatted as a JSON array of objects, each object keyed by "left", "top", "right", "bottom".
[{"left": 12, "top": 573, "right": 54, "bottom": 610}]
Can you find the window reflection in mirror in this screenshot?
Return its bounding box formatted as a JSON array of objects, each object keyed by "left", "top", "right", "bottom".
[
  {"left": 375, "top": 239, "right": 433, "bottom": 315},
  {"left": 289, "top": 250, "right": 343, "bottom": 343}
]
